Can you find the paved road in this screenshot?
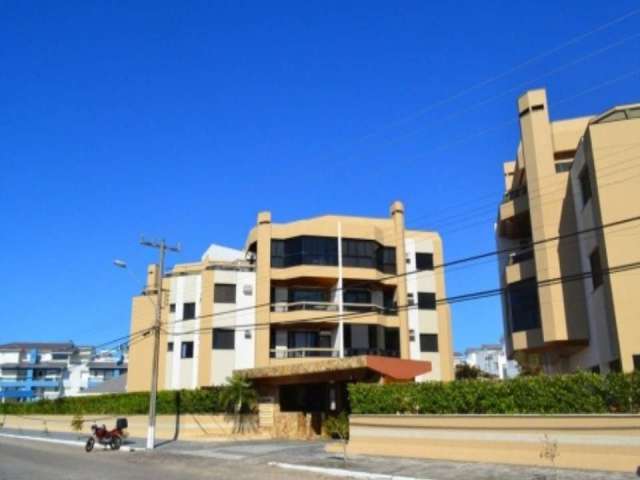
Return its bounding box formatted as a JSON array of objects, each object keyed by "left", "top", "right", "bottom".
[
  {"left": 1, "top": 434, "right": 635, "bottom": 480},
  {"left": 0, "top": 436, "right": 325, "bottom": 480}
]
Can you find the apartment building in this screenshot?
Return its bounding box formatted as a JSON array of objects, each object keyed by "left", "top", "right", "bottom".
[
  {"left": 0, "top": 342, "right": 128, "bottom": 401},
  {"left": 461, "top": 342, "right": 519, "bottom": 379},
  {"left": 497, "top": 88, "right": 640, "bottom": 374},
  {"left": 127, "top": 201, "right": 454, "bottom": 413}
]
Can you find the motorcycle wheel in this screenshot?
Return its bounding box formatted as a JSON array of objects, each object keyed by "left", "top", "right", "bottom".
[
  {"left": 110, "top": 436, "right": 122, "bottom": 451},
  {"left": 85, "top": 437, "right": 95, "bottom": 452}
]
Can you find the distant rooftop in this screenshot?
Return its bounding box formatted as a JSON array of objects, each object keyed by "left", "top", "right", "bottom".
[{"left": 0, "top": 342, "right": 76, "bottom": 352}]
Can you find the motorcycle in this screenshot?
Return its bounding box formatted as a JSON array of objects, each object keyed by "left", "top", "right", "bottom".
[{"left": 85, "top": 418, "right": 127, "bottom": 452}]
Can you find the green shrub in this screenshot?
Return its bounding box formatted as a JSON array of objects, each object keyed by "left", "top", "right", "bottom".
[
  {"left": 0, "top": 388, "right": 224, "bottom": 416},
  {"left": 324, "top": 412, "right": 349, "bottom": 439},
  {"left": 349, "top": 372, "right": 640, "bottom": 415}
]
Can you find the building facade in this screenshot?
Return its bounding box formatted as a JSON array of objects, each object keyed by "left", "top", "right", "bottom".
[
  {"left": 497, "top": 88, "right": 640, "bottom": 374},
  {"left": 462, "top": 342, "right": 519, "bottom": 379},
  {"left": 127, "top": 202, "right": 454, "bottom": 412},
  {"left": 0, "top": 342, "right": 128, "bottom": 402}
]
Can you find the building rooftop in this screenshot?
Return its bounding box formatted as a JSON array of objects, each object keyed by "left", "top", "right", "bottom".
[{"left": 0, "top": 342, "right": 76, "bottom": 352}]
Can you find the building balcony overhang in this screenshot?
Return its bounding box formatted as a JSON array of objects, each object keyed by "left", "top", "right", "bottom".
[
  {"left": 505, "top": 258, "right": 536, "bottom": 284},
  {"left": 270, "top": 265, "right": 397, "bottom": 285},
  {"left": 270, "top": 303, "right": 400, "bottom": 328},
  {"left": 498, "top": 193, "right": 530, "bottom": 239}
]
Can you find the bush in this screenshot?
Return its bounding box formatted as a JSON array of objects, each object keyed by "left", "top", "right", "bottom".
[
  {"left": 348, "top": 372, "right": 640, "bottom": 415},
  {"left": 324, "top": 412, "right": 349, "bottom": 439},
  {"left": 0, "top": 388, "right": 224, "bottom": 416}
]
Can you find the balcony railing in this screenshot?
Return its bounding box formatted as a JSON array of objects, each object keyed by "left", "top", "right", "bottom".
[
  {"left": 270, "top": 301, "right": 397, "bottom": 315},
  {"left": 270, "top": 348, "right": 339, "bottom": 359},
  {"left": 269, "top": 347, "right": 400, "bottom": 359}
]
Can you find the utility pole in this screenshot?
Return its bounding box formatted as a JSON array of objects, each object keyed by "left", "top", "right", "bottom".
[{"left": 140, "top": 237, "right": 180, "bottom": 450}]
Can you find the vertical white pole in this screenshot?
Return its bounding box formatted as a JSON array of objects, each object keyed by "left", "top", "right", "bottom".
[{"left": 337, "top": 221, "right": 344, "bottom": 358}]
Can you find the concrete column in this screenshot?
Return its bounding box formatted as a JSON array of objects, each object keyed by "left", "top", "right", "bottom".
[
  {"left": 390, "top": 201, "right": 410, "bottom": 359},
  {"left": 255, "top": 211, "right": 273, "bottom": 367},
  {"left": 198, "top": 268, "right": 215, "bottom": 387}
]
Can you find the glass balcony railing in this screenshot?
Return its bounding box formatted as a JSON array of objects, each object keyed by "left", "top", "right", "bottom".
[
  {"left": 508, "top": 249, "right": 534, "bottom": 265},
  {"left": 270, "top": 301, "right": 397, "bottom": 315},
  {"left": 270, "top": 347, "right": 339, "bottom": 359}
]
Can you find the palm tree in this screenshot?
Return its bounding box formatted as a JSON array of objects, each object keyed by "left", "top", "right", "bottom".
[{"left": 220, "top": 374, "right": 257, "bottom": 415}]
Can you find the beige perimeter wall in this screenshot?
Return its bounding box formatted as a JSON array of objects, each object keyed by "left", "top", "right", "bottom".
[{"left": 347, "top": 414, "right": 640, "bottom": 473}]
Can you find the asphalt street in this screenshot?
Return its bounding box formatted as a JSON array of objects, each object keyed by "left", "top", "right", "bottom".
[{"left": 0, "top": 436, "right": 326, "bottom": 480}]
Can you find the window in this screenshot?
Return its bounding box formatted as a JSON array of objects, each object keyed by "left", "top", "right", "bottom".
[
  {"left": 417, "top": 292, "right": 436, "bottom": 310},
  {"left": 287, "top": 331, "right": 319, "bottom": 349},
  {"left": 167, "top": 342, "right": 174, "bottom": 352},
  {"left": 288, "top": 288, "right": 328, "bottom": 303},
  {"left": 633, "top": 355, "right": 640, "bottom": 371},
  {"left": 589, "top": 248, "right": 603, "bottom": 291},
  {"left": 554, "top": 162, "right": 572, "bottom": 173},
  {"left": 416, "top": 253, "right": 434, "bottom": 271},
  {"left": 169, "top": 303, "right": 176, "bottom": 313},
  {"left": 609, "top": 358, "right": 622, "bottom": 373},
  {"left": 270, "top": 236, "right": 396, "bottom": 273},
  {"left": 579, "top": 166, "right": 592, "bottom": 206},
  {"left": 183, "top": 302, "right": 196, "bottom": 320},
  {"left": 344, "top": 289, "right": 371, "bottom": 304},
  {"left": 507, "top": 278, "right": 541, "bottom": 332},
  {"left": 180, "top": 341, "right": 194, "bottom": 359},
  {"left": 420, "top": 334, "right": 439, "bottom": 352},
  {"left": 214, "top": 284, "right": 236, "bottom": 303},
  {"left": 212, "top": 329, "right": 234, "bottom": 349}
]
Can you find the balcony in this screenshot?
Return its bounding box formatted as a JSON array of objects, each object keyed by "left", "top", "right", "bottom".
[
  {"left": 270, "top": 301, "right": 399, "bottom": 327},
  {"left": 270, "top": 347, "right": 339, "bottom": 359},
  {"left": 505, "top": 249, "right": 536, "bottom": 284},
  {"left": 498, "top": 188, "right": 531, "bottom": 239}
]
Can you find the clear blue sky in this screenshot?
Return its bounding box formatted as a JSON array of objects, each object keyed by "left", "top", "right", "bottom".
[{"left": 1, "top": 1, "right": 638, "bottom": 352}]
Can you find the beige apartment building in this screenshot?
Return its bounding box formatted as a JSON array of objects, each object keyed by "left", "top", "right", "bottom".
[
  {"left": 128, "top": 201, "right": 453, "bottom": 413},
  {"left": 497, "top": 88, "right": 640, "bottom": 374}
]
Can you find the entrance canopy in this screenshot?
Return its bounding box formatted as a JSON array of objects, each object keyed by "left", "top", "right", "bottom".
[{"left": 235, "top": 356, "right": 430, "bottom": 385}]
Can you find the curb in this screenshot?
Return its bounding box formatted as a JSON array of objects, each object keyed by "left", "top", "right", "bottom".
[
  {"left": 0, "top": 432, "right": 140, "bottom": 452},
  {"left": 268, "top": 462, "right": 434, "bottom": 480}
]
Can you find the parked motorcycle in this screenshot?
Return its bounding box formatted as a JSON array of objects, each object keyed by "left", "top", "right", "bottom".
[{"left": 85, "top": 418, "right": 128, "bottom": 452}]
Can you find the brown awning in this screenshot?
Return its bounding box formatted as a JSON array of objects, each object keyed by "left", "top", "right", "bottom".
[{"left": 235, "top": 355, "right": 430, "bottom": 384}]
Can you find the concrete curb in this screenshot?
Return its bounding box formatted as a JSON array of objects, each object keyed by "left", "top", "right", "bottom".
[
  {"left": 268, "top": 461, "right": 433, "bottom": 480},
  {"left": 0, "top": 432, "right": 140, "bottom": 453}
]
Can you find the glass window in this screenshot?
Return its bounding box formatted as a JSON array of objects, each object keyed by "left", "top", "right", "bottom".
[
  {"left": 579, "top": 166, "right": 592, "bottom": 206},
  {"left": 183, "top": 302, "right": 196, "bottom": 320},
  {"left": 167, "top": 342, "right": 174, "bottom": 352},
  {"left": 416, "top": 253, "right": 434, "bottom": 271},
  {"left": 384, "top": 328, "right": 400, "bottom": 355},
  {"left": 590, "top": 248, "right": 603, "bottom": 290},
  {"left": 214, "top": 284, "right": 236, "bottom": 303},
  {"left": 554, "top": 162, "right": 572, "bottom": 173},
  {"left": 507, "top": 279, "right": 541, "bottom": 332},
  {"left": 344, "top": 289, "right": 371, "bottom": 304},
  {"left": 420, "top": 334, "right": 438, "bottom": 352},
  {"left": 287, "top": 331, "right": 319, "bottom": 349},
  {"left": 169, "top": 303, "right": 176, "bottom": 313},
  {"left": 288, "top": 288, "right": 328, "bottom": 303},
  {"left": 417, "top": 292, "right": 436, "bottom": 310},
  {"left": 633, "top": 355, "right": 640, "bottom": 371},
  {"left": 180, "top": 341, "right": 194, "bottom": 359},
  {"left": 212, "top": 329, "right": 234, "bottom": 349}
]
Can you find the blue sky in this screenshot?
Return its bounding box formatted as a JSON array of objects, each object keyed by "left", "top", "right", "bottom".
[{"left": 1, "top": 1, "right": 638, "bottom": 352}]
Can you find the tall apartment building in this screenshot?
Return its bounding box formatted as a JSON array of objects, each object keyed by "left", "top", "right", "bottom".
[
  {"left": 497, "top": 88, "right": 640, "bottom": 374},
  {"left": 127, "top": 202, "right": 453, "bottom": 412},
  {"left": 0, "top": 342, "right": 128, "bottom": 402}
]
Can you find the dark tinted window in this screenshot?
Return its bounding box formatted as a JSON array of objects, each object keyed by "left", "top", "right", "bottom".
[
  {"left": 344, "top": 289, "right": 371, "bottom": 304},
  {"left": 287, "top": 331, "right": 318, "bottom": 349},
  {"left": 214, "top": 283, "right": 236, "bottom": 303},
  {"left": 271, "top": 236, "right": 395, "bottom": 274},
  {"left": 554, "top": 162, "right": 572, "bottom": 173},
  {"left": 633, "top": 355, "right": 640, "bottom": 372},
  {"left": 384, "top": 327, "right": 400, "bottom": 355},
  {"left": 579, "top": 166, "right": 592, "bottom": 206},
  {"left": 169, "top": 303, "right": 176, "bottom": 313},
  {"left": 212, "top": 329, "right": 234, "bottom": 349},
  {"left": 180, "top": 341, "right": 194, "bottom": 358},
  {"left": 507, "top": 279, "right": 541, "bottom": 332},
  {"left": 417, "top": 292, "right": 436, "bottom": 310},
  {"left": 589, "top": 248, "right": 603, "bottom": 290},
  {"left": 167, "top": 342, "right": 174, "bottom": 352},
  {"left": 416, "top": 253, "right": 434, "bottom": 271},
  {"left": 420, "top": 334, "right": 438, "bottom": 352},
  {"left": 183, "top": 302, "right": 196, "bottom": 320},
  {"left": 288, "top": 288, "right": 328, "bottom": 303}
]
